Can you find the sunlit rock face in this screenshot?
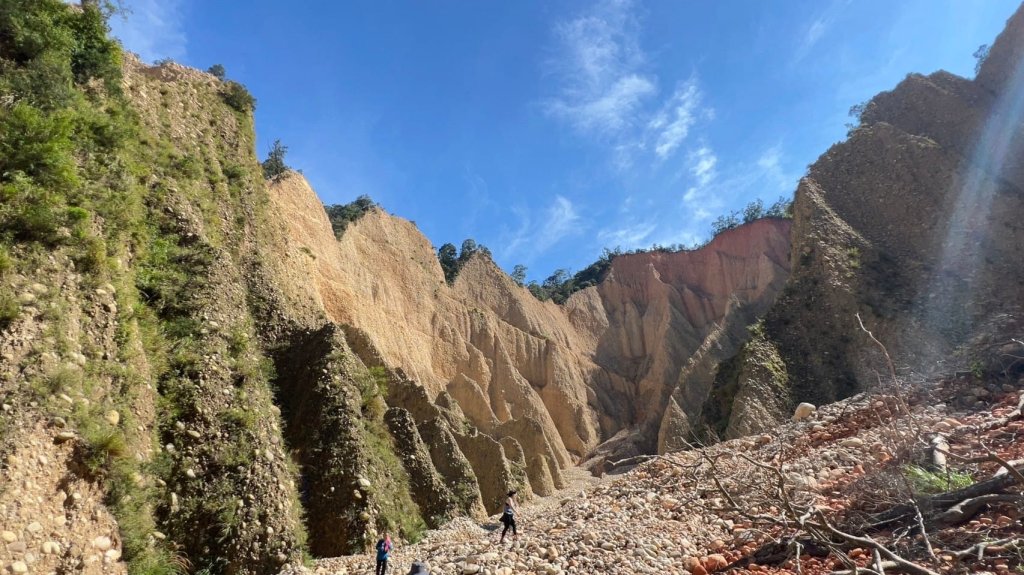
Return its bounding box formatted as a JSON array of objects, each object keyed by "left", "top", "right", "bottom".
[
  {"left": 268, "top": 172, "right": 792, "bottom": 467},
  {"left": 718, "top": 4, "right": 1024, "bottom": 420}
]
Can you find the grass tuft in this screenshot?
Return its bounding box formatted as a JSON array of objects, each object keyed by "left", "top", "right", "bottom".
[{"left": 903, "top": 465, "right": 973, "bottom": 494}]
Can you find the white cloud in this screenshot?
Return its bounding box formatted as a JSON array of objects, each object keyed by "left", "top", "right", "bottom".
[
  {"left": 682, "top": 143, "right": 796, "bottom": 220},
  {"left": 540, "top": 195, "right": 582, "bottom": 250},
  {"left": 650, "top": 81, "right": 703, "bottom": 159},
  {"left": 791, "top": 0, "right": 850, "bottom": 65},
  {"left": 543, "top": 1, "right": 712, "bottom": 165},
  {"left": 547, "top": 74, "right": 656, "bottom": 135},
  {"left": 501, "top": 196, "right": 583, "bottom": 261},
  {"left": 754, "top": 143, "right": 796, "bottom": 193},
  {"left": 110, "top": 0, "right": 188, "bottom": 63},
  {"left": 545, "top": 0, "right": 655, "bottom": 137},
  {"left": 597, "top": 220, "right": 656, "bottom": 248},
  {"left": 689, "top": 146, "right": 718, "bottom": 187}
]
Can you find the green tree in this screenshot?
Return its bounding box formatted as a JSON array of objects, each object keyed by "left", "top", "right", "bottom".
[
  {"left": 765, "top": 196, "right": 793, "bottom": 218},
  {"left": 323, "top": 195, "right": 376, "bottom": 237},
  {"left": 221, "top": 80, "right": 255, "bottom": 113},
  {"left": 511, "top": 264, "right": 527, "bottom": 286},
  {"left": 458, "top": 239, "right": 478, "bottom": 264},
  {"left": 438, "top": 243, "right": 458, "bottom": 284},
  {"left": 973, "top": 43, "right": 990, "bottom": 76},
  {"left": 207, "top": 64, "right": 226, "bottom": 80},
  {"left": 711, "top": 212, "right": 740, "bottom": 235},
  {"left": 261, "top": 139, "right": 290, "bottom": 179},
  {"left": 527, "top": 281, "right": 545, "bottom": 301},
  {"left": 742, "top": 199, "right": 764, "bottom": 223}
]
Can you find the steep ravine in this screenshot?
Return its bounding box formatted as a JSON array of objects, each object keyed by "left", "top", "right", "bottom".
[{"left": 7, "top": 3, "right": 1024, "bottom": 574}]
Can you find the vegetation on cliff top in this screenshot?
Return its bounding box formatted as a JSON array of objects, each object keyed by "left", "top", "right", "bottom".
[
  {"left": 437, "top": 239, "right": 492, "bottom": 284},
  {"left": 520, "top": 196, "right": 793, "bottom": 304},
  {"left": 325, "top": 195, "right": 377, "bottom": 238}
]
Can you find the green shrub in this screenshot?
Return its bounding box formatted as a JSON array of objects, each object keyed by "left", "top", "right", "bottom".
[
  {"left": 74, "top": 234, "right": 106, "bottom": 273},
  {"left": 222, "top": 163, "right": 245, "bottom": 182},
  {"left": 362, "top": 421, "right": 427, "bottom": 542},
  {"left": 0, "top": 103, "right": 77, "bottom": 189},
  {"left": 356, "top": 366, "right": 389, "bottom": 420},
  {"left": 324, "top": 195, "right": 376, "bottom": 238},
  {"left": 261, "top": 139, "right": 289, "bottom": 179},
  {"left": 221, "top": 81, "right": 255, "bottom": 113},
  {"left": 44, "top": 365, "right": 83, "bottom": 394},
  {"left": 207, "top": 64, "right": 226, "bottom": 80},
  {"left": 82, "top": 424, "right": 128, "bottom": 475},
  {"left": 223, "top": 407, "right": 257, "bottom": 432},
  {"left": 172, "top": 154, "right": 203, "bottom": 179},
  {"left": 0, "top": 288, "right": 19, "bottom": 327},
  {"left": 66, "top": 2, "right": 122, "bottom": 92}
]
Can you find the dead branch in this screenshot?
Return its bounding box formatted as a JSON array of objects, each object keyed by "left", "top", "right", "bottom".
[
  {"left": 869, "top": 462, "right": 1023, "bottom": 528},
  {"left": 831, "top": 562, "right": 896, "bottom": 575},
  {"left": 805, "top": 511, "right": 940, "bottom": 575},
  {"left": 701, "top": 450, "right": 937, "bottom": 575},
  {"left": 872, "top": 548, "right": 886, "bottom": 575},
  {"left": 951, "top": 537, "right": 1023, "bottom": 561},
  {"left": 607, "top": 454, "right": 657, "bottom": 469},
  {"left": 912, "top": 504, "right": 936, "bottom": 561},
  {"left": 857, "top": 313, "right": 897, "bottom": 386},
  {"left": 978, "top": 393, "right": 1024, "bottom": 432},
  {"left": 932, "top": 493, "right": 1024, "bottom": 527},
  {"left": 933, "top": 446, "right": 1024, "bottom": 487},
  {"left": 929, "top": 435, "right": 948, "bottom": 471}
]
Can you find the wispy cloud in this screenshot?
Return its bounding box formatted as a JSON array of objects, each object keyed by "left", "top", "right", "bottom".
[
  {"left": 631, "top": 143, "right": 798, "bottom": 250},
  {"left": 110, "top": 0, "right": 188, "bottom": 63},
  {"left": 683, "top": 143, "right": 796, "bottom": 220},
  {"left": 689, "top": 146, "right": 718, "bottom": 187},
  {"left": 753, "top": 143, "right": 797, "bottom": 194},
  {"left": 791, "top": 0, "right": 849, "bottom": 65},
  {"left": 545, "top": 0, "right": 654, "bottom": 137},
  {"left": 649, "top": 80, "right": 703, "bottom": 159},
  {"left": 543, "top": 0, "right": 711, "bottom": 164},
  {"left": 501, "top": 195, "right": 583, "bottom": 262},
  {"left": 597, "top": 220, "right": 656, "bottom": 248}
]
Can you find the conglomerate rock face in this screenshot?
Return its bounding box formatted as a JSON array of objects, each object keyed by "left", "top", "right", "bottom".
[{"left": 714, "top": 4, "right": 1024, "bottom": 420}]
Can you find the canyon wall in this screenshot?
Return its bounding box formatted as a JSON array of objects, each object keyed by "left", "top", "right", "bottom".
[
  {"left": 268, "top": 174, "right": 793, "bottom": 469},
  {"left": 712, "top": 5, "right": 1024, "bottom": 422}
]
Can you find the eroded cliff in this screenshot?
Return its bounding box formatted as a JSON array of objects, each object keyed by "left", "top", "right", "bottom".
[
  {"left": 715, "top": 4, "right": 1024, "bottom": 422},
  {"left": 267, "top": 173, "right": 793, "bottom": 471}
]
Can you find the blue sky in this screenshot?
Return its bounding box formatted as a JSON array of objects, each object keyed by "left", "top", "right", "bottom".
[{"left": 111, "top": 0, "right": 1019, "bottom": 281}]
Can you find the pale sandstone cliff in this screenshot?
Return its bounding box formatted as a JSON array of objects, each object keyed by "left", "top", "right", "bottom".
[{"left": 268, "top": 174, "right": 792, "bottom": 473}]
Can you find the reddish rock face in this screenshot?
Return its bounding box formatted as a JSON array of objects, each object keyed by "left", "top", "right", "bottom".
[{"left": 584, "top": 220, "right": 792, "bottom": 455}]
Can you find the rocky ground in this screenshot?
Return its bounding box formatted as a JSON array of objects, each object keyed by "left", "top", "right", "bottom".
[{"left": 308, "top": 375, "right": 1024, "bottom": 575}]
